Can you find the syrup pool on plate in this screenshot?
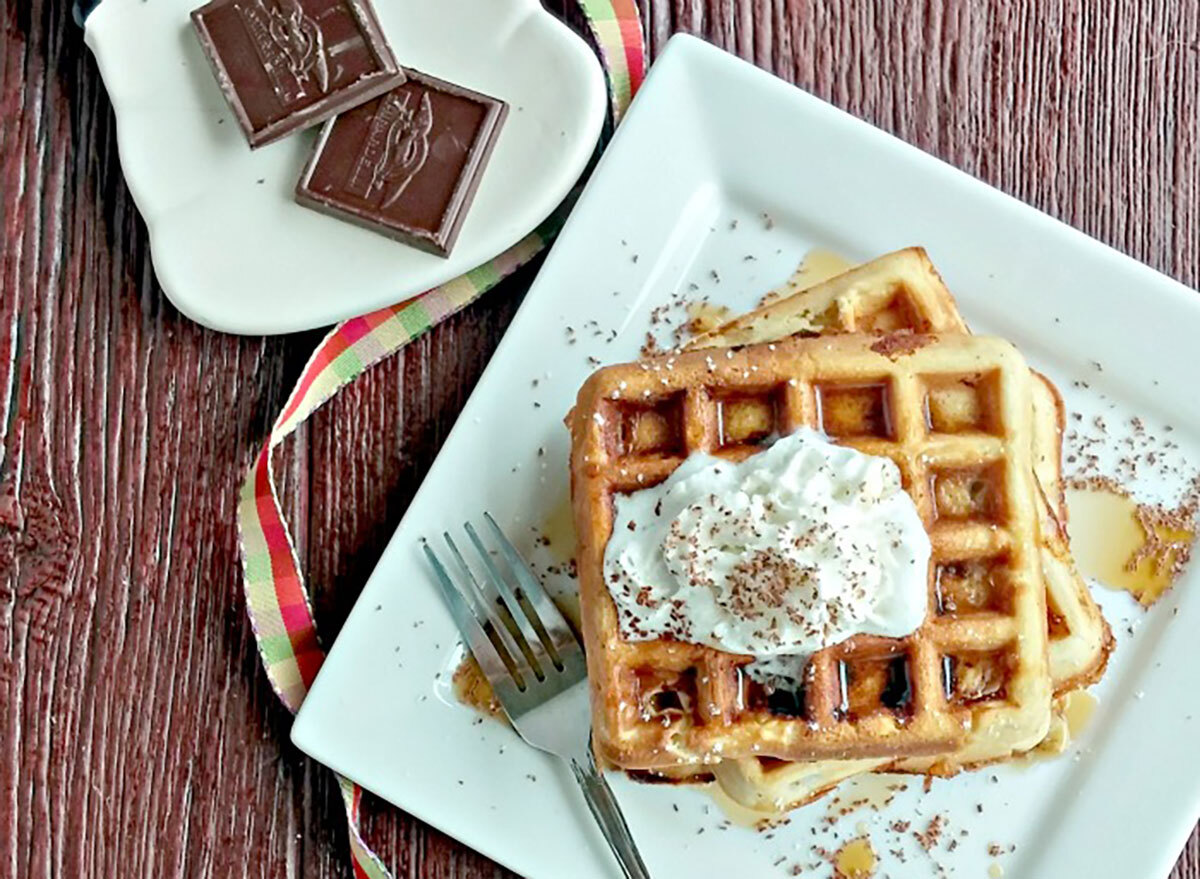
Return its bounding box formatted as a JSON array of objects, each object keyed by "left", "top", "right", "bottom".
[
  {"left": 535, "top": 490, "right": 577, "bottom": 566},
  {"left": 1065, "top": 485, "right": 1196, "bottom": 606},
  {"left": 833, "top": 836, "right": 877, "bottom": 878},
  {"left": 705, "top": 782, "right": 793, "bottom": 830},
  {"left": 452, "top": 655, "right": 503, "bottom": 719},
  {"left": 1014, "top": 688, "right": 1099, "bottom": 766},
  {"left": 757, "top": 248, "right": 856, "bottom": 308},
  {"left": 1060, "top": 689, "right": 1098, "bottom": 738},
  {"left": 823, "top": 775, "right": 909, "bottom": 820},
  {"left": 685, "top": 301, "right": 734, "bottom": 335}
]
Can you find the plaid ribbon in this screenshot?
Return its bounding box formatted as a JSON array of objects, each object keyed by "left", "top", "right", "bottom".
[{"left": 235, "top": 4, "right": 646, "bottom": 876}]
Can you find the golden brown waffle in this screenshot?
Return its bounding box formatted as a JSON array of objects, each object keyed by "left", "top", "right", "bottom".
[
  {"left": 711, "top": 384, "right": 1092, "bottom": 805},
  {"left": 570, "top": 333, "right": 1052, "bottom": 770},
  {"left": 691, "top": 248, "right": 1110, "bottom": 808},
  {"left": 1029, "top": 377, "right": 1113, "bottom": 693},
  {"left": 691, "top": 248, "right": 1112, "bottom": 700},
  {"left": 687, "top": 247, "right": 967, "bottom": 350}
]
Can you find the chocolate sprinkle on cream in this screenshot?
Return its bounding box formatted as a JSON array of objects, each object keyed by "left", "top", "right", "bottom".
[{"left": 602, "top": 428, "right": 930, "bottom": 683}]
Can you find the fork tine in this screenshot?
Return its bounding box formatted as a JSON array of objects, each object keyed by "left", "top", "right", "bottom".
[
  {"left": 483, "top": 512, "right": 582, "bottom": 658},
  {"left": 441, "top": 532, "right": 538, "bottom": 687},
  {"left": 464, "top": 521, "right": 559, "bottom": 674},
  {"left": 432, "top": 534, "right": 493, "bottom": 623},
  {"left": 420, "top": 539, "right": 522, "bottom": 691}
]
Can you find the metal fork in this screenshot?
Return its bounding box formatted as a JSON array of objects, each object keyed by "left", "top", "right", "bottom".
[{"left": 422, "top": 513, "right": 651, "bottom": 879}]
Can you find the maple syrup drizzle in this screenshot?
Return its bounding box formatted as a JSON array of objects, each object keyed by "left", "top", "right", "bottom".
[
  {"left": 1012, "top": 688, "right": 1099, "bottom": 767},
  {"left": 685, "top": 301, "right": 735, "bottom": 335},
  {"left": 533, "top": 493, "right": 582, "bottom": 631},
  {"left": 833, "top": 836, "right": 877, "bottom": 878},
  {"left": 1061, "top": 689, "right": 1098, "bottom": 738},
  {"left": 758, "top": 248, "right": 856, "bottom": 308},
  {"left": 1065, "top": 485, "right": 1196, "bottom": 606},
  {"left": 704, "top": 782, "right": 793, "bottom": 829},
  {"left": 537, "top": 491, "right": 577, "bottom": 566},
  {"left": 798, "top": 248, "right": 856, "bottom": 286},
  {"left": 823, "top": 775, "right": 908, "bottom": 820},
  {"left": 451, "top": 654, "right": 504, "bottom": 719}
]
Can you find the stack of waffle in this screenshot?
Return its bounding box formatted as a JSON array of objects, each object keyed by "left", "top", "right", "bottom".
[{"left": 567, "top": 248, "right": 1112, "bottom": 811}]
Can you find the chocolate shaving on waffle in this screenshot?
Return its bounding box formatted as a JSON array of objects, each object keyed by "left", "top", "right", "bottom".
[{"left": 570, "top": 331, "right": 1051, "bottom": 771}]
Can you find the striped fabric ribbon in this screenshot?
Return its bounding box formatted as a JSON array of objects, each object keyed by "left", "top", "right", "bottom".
[{"left": 235, "top": 3, "right": 646, "bottom": 876}]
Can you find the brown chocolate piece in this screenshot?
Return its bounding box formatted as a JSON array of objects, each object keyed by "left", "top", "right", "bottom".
[
  {"left": 294, "top": 71, "right": 508, "bottom": 256},
  {"left": 191, "top": 0, "right": 405, "bottom": 148}
]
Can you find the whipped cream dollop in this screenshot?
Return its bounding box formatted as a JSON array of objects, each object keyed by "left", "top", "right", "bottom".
[{"left": 603, "top": 428, "right": 930, "bottom": 672}]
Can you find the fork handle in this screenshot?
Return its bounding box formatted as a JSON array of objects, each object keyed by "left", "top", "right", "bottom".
[{"left": 570, "top": 754, "right": 652, "bottom": 879}]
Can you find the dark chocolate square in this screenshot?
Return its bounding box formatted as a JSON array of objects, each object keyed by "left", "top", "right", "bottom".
[
  {"left": 191, "top": 0, "right": 405, "bottom": 148},
  {"left": 294, "top": 71, "right": 509, "bottom": 257}
]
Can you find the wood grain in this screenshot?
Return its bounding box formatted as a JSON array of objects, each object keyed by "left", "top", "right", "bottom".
[{"left": 1, "top": 0, "right": 1196, "bottom": 876}]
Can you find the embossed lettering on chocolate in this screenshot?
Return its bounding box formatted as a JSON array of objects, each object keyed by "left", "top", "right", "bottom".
[
  {"left": 190, "top": 0, "right": 405, "bottom": 148},
  {"left": 294, "top": 70, "right": 509, "bottom": 257}
]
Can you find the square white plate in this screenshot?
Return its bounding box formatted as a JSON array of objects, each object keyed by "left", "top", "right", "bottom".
[
  {"left": 83, "top": 0, "right": 605, "bottom": 335},
  {"left": 292, "top": 34, "right": 1200, "bottom": 879}
]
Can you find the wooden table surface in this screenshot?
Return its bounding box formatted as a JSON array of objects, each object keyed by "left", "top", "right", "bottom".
[{"left": 3, "top": 0, "right": 1198, "bottom": 876}]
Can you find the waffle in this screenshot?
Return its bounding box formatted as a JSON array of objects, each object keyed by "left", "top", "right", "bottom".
[
  {"left": 691, "top": 248, "right": 1110, "bottom": 807},
  {"left": 570, "top": 333, "right": 1052, "bottom": 770},
  {"left": 691, "top": 248, "right": 1111, "bottom": 698},
  {"left": 711, "top": 371, "right": 1085, "bottom": 807},
  {"left": 687, "top": 247, "right": 967, "bottom": 350},
  {"left": 712, "top": 752, "right": 883, "bottom": 813}
]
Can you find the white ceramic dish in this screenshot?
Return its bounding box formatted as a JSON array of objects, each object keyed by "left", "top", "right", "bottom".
[
  {"left": 83, "top": 0, "right": 606, "bottom": 335},
  {"left": 292, "top": 35, "right": 1200, "bottom": 878}
]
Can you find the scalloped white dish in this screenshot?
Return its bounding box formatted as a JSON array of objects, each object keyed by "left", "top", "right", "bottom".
[
  {"left": 292, "top": 36, "right": 1200, "bottom": 879},
  {"left": 84, "top": 0, "right": 606, "bottom": 335}
]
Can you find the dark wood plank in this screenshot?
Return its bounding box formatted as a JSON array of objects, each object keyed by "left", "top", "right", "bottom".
[
  {"left": 0, "top": 3, "right": 324, "bottom": 878},
  {"left": 0, "top": 0, "right": 1196, "bottom": 878}
]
